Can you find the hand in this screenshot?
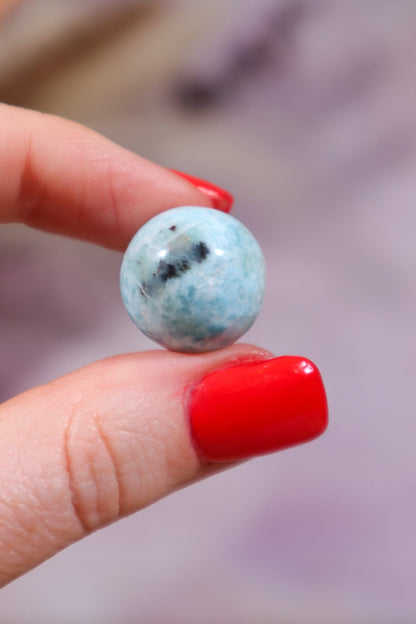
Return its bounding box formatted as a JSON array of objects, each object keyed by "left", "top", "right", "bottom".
[{"left": 0, "top": 104, "right": 328, "bottom": 586}]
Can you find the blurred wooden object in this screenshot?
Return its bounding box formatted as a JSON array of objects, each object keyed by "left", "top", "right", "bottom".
[
  {"left": 0, "top": 1, "right": 161, "bottom": 112},
  {"left": 0, "top": 0, "right": 218, "bottom": 123}
]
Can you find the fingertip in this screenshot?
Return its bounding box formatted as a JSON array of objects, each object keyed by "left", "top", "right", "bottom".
[
  {"left": 169, "top": 169, "right": 234, "bottom": 213},
  {"left": 0, "top": 105, "right": 223, "bottom": 249}
]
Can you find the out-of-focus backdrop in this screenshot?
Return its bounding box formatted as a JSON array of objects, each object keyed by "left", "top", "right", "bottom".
[{"left": 1, "top": 1, "right": 415, "bottom": 622}]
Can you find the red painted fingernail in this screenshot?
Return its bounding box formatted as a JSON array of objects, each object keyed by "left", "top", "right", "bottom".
[
  {"left": 189, "top": 356, "right": 328, "bottom": 462},
  {"left": 170, "top": 169, "right": 234, "bottom": 213}
]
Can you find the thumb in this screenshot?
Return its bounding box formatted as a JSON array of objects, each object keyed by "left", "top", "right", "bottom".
[{"left": 0, "top": 344, "right": 327, "bottom": 586}]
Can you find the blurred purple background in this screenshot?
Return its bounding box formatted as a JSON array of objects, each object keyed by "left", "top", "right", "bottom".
[{"left": 1, "top": 1, "right": 416, "bottom": 622}]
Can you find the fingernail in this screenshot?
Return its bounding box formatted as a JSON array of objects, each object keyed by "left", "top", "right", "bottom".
[
  {"left": 189, "top": 356, "right": 328, "bottom": 462},
  {"left": 170, "top": 169, "right": 234, "bottom": 213}
]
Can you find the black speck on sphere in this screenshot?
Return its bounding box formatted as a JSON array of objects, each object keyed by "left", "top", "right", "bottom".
[
  {"left": 192, "top": 241, "right": 210, "bottom": 263},
  {"left": 158, "top": 261, "right": 178, "bottom": 283}
]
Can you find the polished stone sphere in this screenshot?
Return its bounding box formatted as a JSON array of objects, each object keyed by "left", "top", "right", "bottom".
[{"left": 120, "top": 206, "right": 265, "bottom": 353}]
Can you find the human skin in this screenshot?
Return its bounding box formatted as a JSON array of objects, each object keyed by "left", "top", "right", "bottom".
[{"left": 0, "top": 104, "right": 327, "bottom": 586}]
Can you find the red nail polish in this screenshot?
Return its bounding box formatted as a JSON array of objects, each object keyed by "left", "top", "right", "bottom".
[
  {"left": 189, "top": 356, "right": 328, "bottom": 462},
  {"left": 170, "top": 169, "right": 234, "bottom": 213}
]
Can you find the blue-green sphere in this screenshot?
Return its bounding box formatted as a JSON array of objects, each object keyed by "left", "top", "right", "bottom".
[{"left": 120, "top": 206, "right": 265, "bottom": 353}]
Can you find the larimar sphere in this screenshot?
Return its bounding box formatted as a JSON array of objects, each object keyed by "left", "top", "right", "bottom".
[{"left": 120, "top": 206, "right": 265, "bottom": 353}]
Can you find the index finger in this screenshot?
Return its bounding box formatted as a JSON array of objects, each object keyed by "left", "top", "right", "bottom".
[{"left": 0, "top": 104, "right": 232, "bottom": 250}]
